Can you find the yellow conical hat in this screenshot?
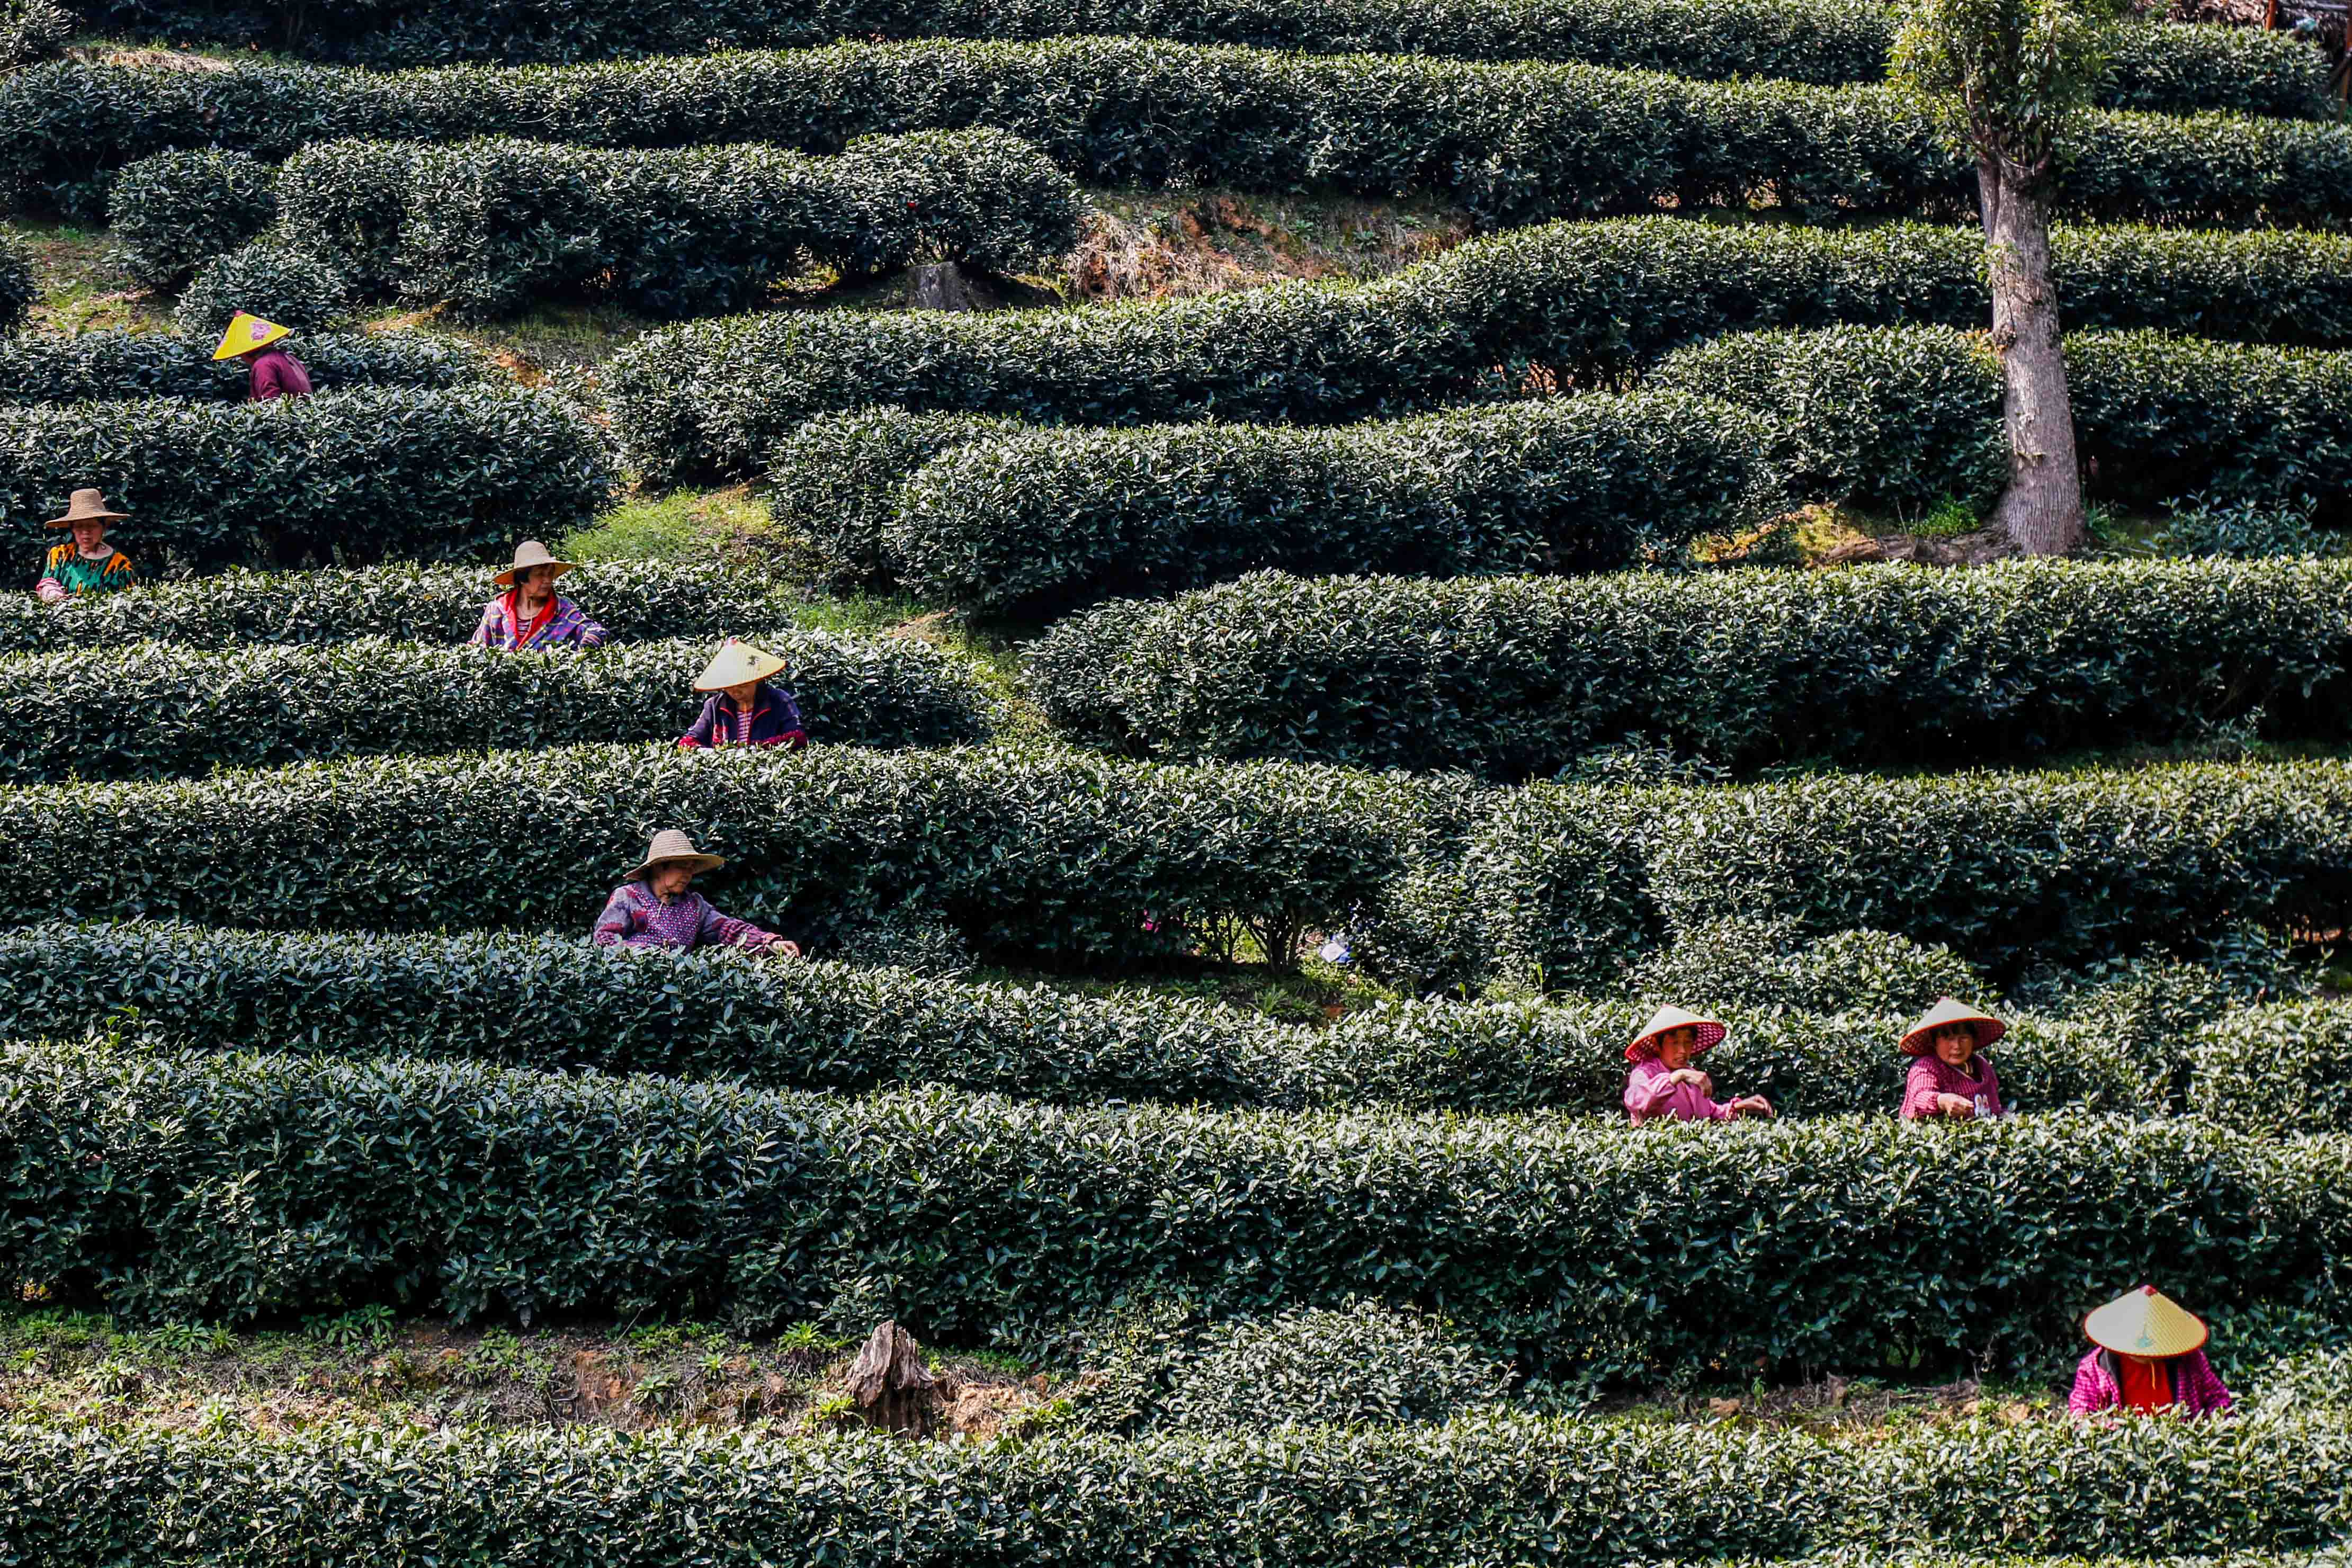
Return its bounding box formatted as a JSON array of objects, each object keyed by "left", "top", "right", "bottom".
[
  {"left": 694, "top": 637, "right": 788, "bottom": 692},
  {"left": 211, "top": 312, "right": 291, "bottom": 361},
  {"left": 2083, "top": 1285, "right": 2208, "bottom": 1358}
]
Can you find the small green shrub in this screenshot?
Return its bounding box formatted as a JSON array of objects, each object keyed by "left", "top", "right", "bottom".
[
  {"left": 105, "top": 149, "right": 278, "bottom": 287},
  {"left": 1147, "top": 1302, "right": 1513, "bottom": 1432},
  {"left": 0, "top": 386, "right": 613, "bottom": 568},
  {"left": 0, "top": 230, "right": 33, "bottom": 335},
  {"left": 0, "top": 329, "right": 488, "bottom": 403},
  {"left": 0, "top": 630, "right": 992, "bottom": 782},
  {"left": 2145, "top": 491, "right": 2341, "bottom": 559},
  {"left": 766, "top": 407, "right": 1027, "bottom": 587},
  {"left": 174, "top": 241, "right": 352, "bottom": 341},
  {"left": 1025, "top": 561, "right": 2352, "bottom": 779}
]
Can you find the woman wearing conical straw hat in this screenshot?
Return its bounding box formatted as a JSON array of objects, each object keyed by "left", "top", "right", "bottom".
[
  {"left": 678, "top": 637, "right": 807, "bottom": 750},
  {"left": 2066, "top": 1285, "right": 2234, "bottom": 1418},
  {"left": 1622, "top": 1004, "right": 1774, "bottom": 1125},
  {"left": 1898, "top": 997, "right": 2008, "bottom": 1121},
  {"left": 591, "top": 829, "right": 801, "bottom": 958},
  {"left": 32, "top": 489, "right": 136, "bottom": 603},
  {"left": 469, "top": 541, "right": 606, "bottom": 651},
  {"left": 211, "top": 311, "right": 312, "bottom": 402}
]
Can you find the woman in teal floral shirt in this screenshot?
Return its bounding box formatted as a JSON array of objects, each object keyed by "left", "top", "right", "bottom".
[{"left": 34, "top": 489, "right": 135, "bottom": 602}]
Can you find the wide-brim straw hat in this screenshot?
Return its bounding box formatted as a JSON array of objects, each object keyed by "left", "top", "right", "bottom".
[
  {"left": 493, "top": 539, "right": 578, "bottom": 587},
  {"left": 1899, "top": 997, "right": 2008, "bottom": 1057},
  {"left": 46, "top": 488, "right": 130, "bottom": 528},
  {"left": 628, "top": 829, "right": 724, "bottom": 881},
  {"left": 694, "top": 637, "right": 789, "bottom": 692},
  {"left": 2084, "top": 1285, "right": 2208, "bottom": 1359},
  {"left": 1625, "top": 1003, "right": 1728, "bottom": 1063},
  {"left": 211, "top": 311, "right": 291, "bottom": 360}
]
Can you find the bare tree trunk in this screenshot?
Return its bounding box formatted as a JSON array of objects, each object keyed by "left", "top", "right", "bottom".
[
  {"left": 844, "top": 1321, "right": 942, "bottom": 1436},
  {"left": 1978, "top": 154, "right": 2085, "bottom": 557}
]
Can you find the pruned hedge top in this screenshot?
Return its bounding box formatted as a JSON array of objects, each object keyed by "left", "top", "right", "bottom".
[
  {"left": 0, "top": 558, "right": 773, "bottom": 652},
  {"left": 0, "top": 328, "right": 489, "bottom": 404},
  {"left": 1026, "top": 561, "right": 2352, "bottom": 778},
  {"left": 263, "top": 129, "right": 1084, "bottom": 318},
  {"left": 6, "top": 41, "right": 2349, "bottom": 230},
  {"left": 5, "top": 1410, "right": 2350, "bottom": 1567},
  {"left": 0, "top": 385, "right": 613, "bottom": 569},
  {"left": 614, "top": 218, "right": 2352, "bottom": 482},
  {"left": 61, "top": 0, "right": 2340, "bottom": 125},
  {"left": 862, "top": 395, "right": 1782, "bottom": 616},
  {"left": 4, "top": 919, "right": 2176, "bottom": 1118},
  {"left": 4, "top": 1038, "right": 2344, "bottom": 1384},
  {"left": 0, "top": 745, "right": 2342, "bottom": 984},
  {"left": 0, "top": 630, "right": 995, "bottom": 783},
  {"left": 1652, "top": 324, "right": 2352, "bottom": 515}
]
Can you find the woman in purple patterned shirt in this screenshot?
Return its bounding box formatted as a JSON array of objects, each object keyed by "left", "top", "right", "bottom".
[{"left": 592, "top": 830, "right": 802, "bottom": 957}]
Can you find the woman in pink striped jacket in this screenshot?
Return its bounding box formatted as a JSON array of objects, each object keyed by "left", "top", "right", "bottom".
[
  {"left": 2067, "top": 1286, "right": 2234, "bottom": 1419},
  {"left": 1622, "top": 1005, "right": 1773, "bottom": 1125}
]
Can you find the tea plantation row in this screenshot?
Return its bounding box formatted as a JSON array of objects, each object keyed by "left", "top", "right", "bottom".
[
  {"left": 118, "top": 130, "right": 1083, "bottom": 317},
  {"left": 0, "top": 387, "right": 609, "bottom": 568},
  {"left": 5, "top": 1040, "right": 2344, "bottom": 1380},
  {"left": 0, "top": 327, "right": 486, "bottom": 401},
  {"left": 6, "top": 43, "right": 2348, "bottom": 230},
  {"left": 1030, "top": 560, "right": 2352, "bottom": 777},
  {"left": 770, "top": 333, "right": 2352, "bottom": 613},
  {"left": 610, "top": 217, "right": 2352, "bottom": 481},
  {"left": 0, "top": 632, "right": 992, "bottom": 782},
  {"left": 0, "top": 558, "right": 773, "bottom": 651},
  {"left": 2, "top": 1411, "right": 2345, "bottom": 1564},
  {"left": 24, "top": 919, "right": 2341, "bottom": 1125},
  {"left": 0, "top": 745, "right": 2343, "bottom": 981},
  {"left": 68, "top": 0, "right": 2333, "bottom": 124}
]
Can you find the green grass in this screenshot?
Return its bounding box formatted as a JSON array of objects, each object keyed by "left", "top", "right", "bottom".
[{"left": 554, "top": 487, "right": 777, "bottom": 564}]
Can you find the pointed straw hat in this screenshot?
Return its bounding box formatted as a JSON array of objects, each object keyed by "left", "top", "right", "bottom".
[
  {"left": 694, "top": 637, "right": 789, "bottom": 692},
  {"left": 211, "top": 311, "right": 292, "bottom": 361},
  {"left": 493, "top": 540, "right": 578, "bottom": 587},
  {"left": 2083, "top": 1285, "right": 2208, "bottom": 1359},
  {"left": 627, "top": 829, "right": 724, "bottom": 881},
  {"left": 1625, "top": 1003, "right": 1728, "bottom": 1063},
  {"left": 46, "top": 488, "right": 130, "bottom": 528},
  {"left": 1899, "top": 997, "right": 2007, "bottom": 1058}
]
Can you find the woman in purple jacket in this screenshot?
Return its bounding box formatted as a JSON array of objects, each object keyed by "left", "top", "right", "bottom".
[{"left": 679, "top": 638, "right": 808, "bottom": 750}]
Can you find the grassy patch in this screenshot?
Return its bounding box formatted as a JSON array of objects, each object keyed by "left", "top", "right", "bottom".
[
  {"left": 4, "top": 217, "right": 170, "bottom": 335},
  {"left": 555, "top": 486, "right": 777, "bottom": 565}
]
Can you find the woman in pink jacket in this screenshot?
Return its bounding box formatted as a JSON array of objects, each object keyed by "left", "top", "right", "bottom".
[
  {"left": 2067, "top": 1286, "right": 2233, "bottom": 1418},
  {"left": 1899, "top": 997, "right": 2007, "bottom": 1121},
  {"left": 1622, "top": 1005, "right": 1773, "bottom": 1125}
]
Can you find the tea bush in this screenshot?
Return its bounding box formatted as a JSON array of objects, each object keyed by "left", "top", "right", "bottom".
[
  {"left": 0, "top": 558, "right": 773, "bottom": 651},
  {"left": 2, "top": 750, "right": 2342, "bottom": 979},
  {"left": 1374, "top": 761, "right": 2352, "bottom": 992},
  {"left": 0, "top": 745, "right": 1449, "bottom": 963},
  {"left": 0, "top": 921, "right": 2164, "bottom": 1117},
  {"left": 0, "top": 386, "right": 613, "bottom": 568},
  {"left": 1026, "top": 561, "right": 2352, "bottom": 778},
  {"left": 1, "top": 1041, "right": 2340, "bottom": 1379},
  {"left": 0, "top": 230, "right": 32, "bottom": 335},
  {"left": 0, "top": 328, "right": 488, "bottom": 404},
  {"left": 5, "top": 43, "right": 2348, "bottom": 228},
  {"left": 1148, "top": 1302, "right": 1514, "bottom": 1432},
  {"left": 613, "top": 218, "right": 2352, "bottom": 482},
  {"left": 173, "top": 242, "right": 353, "bottom": 341},
  {"left": 766, "top": 407, "right": 1026, "bottom": 587},
  {"left": 57, "top": 0, "right": 2335, "bottom": 122},
  {"left": 879, "top": 395, "right": 1780, "bottom": 616},
  {"left": 1653, "top": 325, "right": 2352, "bottom": 515},
  {"left": 270, "top": 129, "right": 1083, "bottom": 318},
  {"left": 0, "top": 631, "right": 992, "bottom": 782},
  {"left": 6, "top": 1412, "right": 2349, "bottom": 1565},
  {"left": 104, "top": 148, "right": 277, "bottom": 286}
]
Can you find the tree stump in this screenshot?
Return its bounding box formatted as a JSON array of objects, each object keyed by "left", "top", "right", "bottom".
[
  {"left": 908, "top": 262, "right": 1005, "bottom": 313},
  {"left": 844, "top": 1320, "right": 940, "bottom": 1435}
]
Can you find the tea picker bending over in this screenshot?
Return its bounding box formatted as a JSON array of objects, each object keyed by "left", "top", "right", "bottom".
[
  {"left": 1623, "top": 1005, "right": 1774, "bottom": 1124},
  {"left": 470, "top": 541, "right": 606, "bottom": 651},
  {"left": 679, "top": 638, "right": 807, "bottom": 749},
  {"left": 2068, "top": 1286, "right": 2234, "bottom": 1418},
  {"left": 592, "top": 830, "right": 802, "bottom": 957},
  {"left": 1899, "top": 997, "right": 2008, "bottom": 1121},
  {"left": 212, "top": 312, "right": 312, "bottom": 401},
  {"left": 34, "top": 489, "right": 136, "bottom": 602}
]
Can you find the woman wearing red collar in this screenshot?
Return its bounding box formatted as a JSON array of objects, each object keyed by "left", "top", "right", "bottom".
[
  {"left": 679, "top": 638, "right": 808, "bottom": 749},
  {"left": 469, "top": 541, "right": 606, "bottom": 652}
]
